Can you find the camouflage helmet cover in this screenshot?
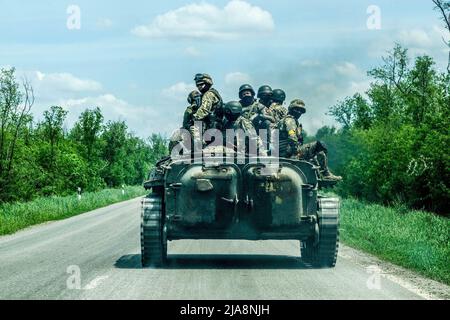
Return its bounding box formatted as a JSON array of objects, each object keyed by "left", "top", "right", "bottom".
[
  {"left": 288, "top": 99, "right": 306, "bottom": 113},
  {"left": 187, "top": 90, "right": 201, "bottom": 104},
  {"left": 194, "top": 73, "right": 213, "bottom": 86}
]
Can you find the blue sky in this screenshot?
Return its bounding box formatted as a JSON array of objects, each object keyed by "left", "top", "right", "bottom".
[{"left": 0, "top": 0, "right": 448, "bottom": 137}]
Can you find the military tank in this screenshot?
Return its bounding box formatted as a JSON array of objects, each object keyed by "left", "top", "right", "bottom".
[{"left": 141, "top": 151, "right": 340, "bottom": 268}]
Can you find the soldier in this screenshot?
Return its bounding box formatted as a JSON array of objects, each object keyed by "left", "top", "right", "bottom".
[
  {"left": 268, "top": 89, "right": 288, "bottom": 123},
  {"left": 183, "top": 90, "right": 202, "bottom": 130},
  {"left": 278, "top": 99, "right": 342, "bottom": 182},
  {"left": 221, "top": 101, "right": 267, "bottom": 156},
  {"left": 169, "top": 90, "right": 202, "bottom": 153},
  {"left": 192, "top": 73, "right": 223, "bottom": 130},
  {"left": 238, "top": 84, "right": 260, "bottom": 119},
  {"left": 257, "top": 85, "right": 273, "bottom": 108}
]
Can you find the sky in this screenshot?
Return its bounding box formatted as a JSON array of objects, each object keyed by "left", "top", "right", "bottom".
[{"left": 0, "top": 0, "right": 448, "bottom": 137}]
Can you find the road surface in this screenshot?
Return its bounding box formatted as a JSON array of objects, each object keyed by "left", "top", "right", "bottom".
[{"left": 0, "top": 197, "right": 448, "bottom": 300}]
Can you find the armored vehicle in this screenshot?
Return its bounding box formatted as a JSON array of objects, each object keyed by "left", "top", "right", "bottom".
[{"left": 141, "top": 152, "right": 340, "bottom": 268}]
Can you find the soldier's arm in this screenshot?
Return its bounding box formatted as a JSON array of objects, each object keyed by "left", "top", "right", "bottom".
[
  {"left": 193, "top": 91, "right": 219, "bottom": 121},
  {"left": 298, "top": 123, "right": 304, "bottom": 145},
  {"left": 285, "top": 118, "right": 300, "bottom": 155},
  {"left": 241, "top": 118, "right": 268, "bottom": 156},
  {"left": 182, "top": 106, "right": 193, "bottom": 130}
]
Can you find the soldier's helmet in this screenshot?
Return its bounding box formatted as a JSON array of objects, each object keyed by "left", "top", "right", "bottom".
[
  {"left": 272, "top": 89, "right": 286, "bottom": 104},
  {"left": 187, "top": 90, "right": 201, "bottom": 104},
  {"left": 224, "top": 101, "right": 243, "bottom": 120},
  {"left": 239, "top": 84, "right": 255, "bottom": 99},
  {"left": 257, "top": 85, "right": 273, "bottom": 99},
  {"left": 288, "top": 99, "right": 306, "bottom": 113},
  {"left": 194, "top": 73, "right": 213, "bottom": 86}
]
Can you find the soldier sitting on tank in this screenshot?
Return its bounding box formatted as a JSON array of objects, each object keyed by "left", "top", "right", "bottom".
[
  {"left": 239, "top": 84, "right": 263, "bottom": 120},
  {"left": 190, "top": 73, "right": 224, "bottom": 150},
  {"left": 192, "top": 73, "right": 223, "bottom": 130},
  {"left": 168, "top": 90, "right": 202, "bottom": 154},
  {"left": 268, "top": 89, "right": 288, "bottom": 123},
  {"left": 221, "top": 101, "right": 268, "bottom": 157},
  {"left": 251, "top": 85, "right": 277, "bottom": 131},
  {"left": 277, "top": 99, "right": 342, "bottom": 182},
  {"left": 183, "top": 90, "right": 202, "bottom": 130}
]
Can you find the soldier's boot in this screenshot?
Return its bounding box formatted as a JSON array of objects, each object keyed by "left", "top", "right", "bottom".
[{"left": 317, "top": 151, "right": 342, "bottom": 182}]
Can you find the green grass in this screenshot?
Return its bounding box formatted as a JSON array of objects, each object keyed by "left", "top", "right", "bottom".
[
  {"left": 339, "top": 197, "right": 450, "bottom": 285},
  {"left": 0, "top": 186, "right": 147, "bottom": 236}
]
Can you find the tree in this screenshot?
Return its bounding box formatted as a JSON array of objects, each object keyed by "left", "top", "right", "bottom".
[
  {"left": 325, "top": 45, "right": 449, "bottom": 215},
  {"left": 38, "top": 106, "right": 68, "bottom": 171},
  {"left": 0, "top": 68, "right": 34, "bottom": 201},
  {"left": 71, "top": 107, "right": 104, "bottom": 163},
  {"left": 432, "top": 0, "right": 450, "bottom": 72},
  {"left": 328, "top": 93, "right": 372, "bottom": 129},
  {"left": 70, "top": 107, "right": 105, "bottom": 191},
  {"left": 101, "top": 121, "right": 128, "bottom": 187},
  {"left": 147, "top": 134, "right": 168, "bottom": 167}
]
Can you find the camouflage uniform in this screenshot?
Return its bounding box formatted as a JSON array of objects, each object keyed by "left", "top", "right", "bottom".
[
  {"left": 278, "top": 115, "right": 328, "bottom": 172},
  {"left": 240, "top": 100, "right": 262, "bottom": 120},
  {"left": 169, "top": 90, "right": 201, "bottom": 153},
  {"left": 277, "top": 114, "right": 304, "bottom": 158},
  {"left": 278, "top": 99, "right": 341, "bottom": 181},
  {"left": 267, "top": 102, "right": 287, "bottom": 124},
  {"left": 193, "top": 88, "right": 223, "bottom": 130},
  {"left": 222, "top": 116, "right": 267, "bottom": 156},
  {"left": 183, "top": 105, "right": 195, "bottom": 130}
]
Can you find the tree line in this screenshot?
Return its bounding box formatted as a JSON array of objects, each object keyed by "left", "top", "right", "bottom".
[
  {"left": 0, "top": 67, "right": 167, "bottom": 203},
  {"left": 314, "top": 45, "right": 449, "bottom": 215}
]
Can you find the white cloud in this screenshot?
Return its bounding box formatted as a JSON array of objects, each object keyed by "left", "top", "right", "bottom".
[
  {"left": 96, "top": 18, "right": 113, "bottom": 29},
  {"left": 398, "top": 29, "right": 433, "bottom": 48},
  {"left": 348, "top": 80, "right": 372, "bottom": 97},
  {"left": 131, "top": 0, "right": 274, "bottom": 40},
  {"left": 184, "top": 46, "right": 202, "bottom": 57},
  {"left": 300, "top": 60, "right": 321, "bottom": 67},
  {"left": 12, "top": 69, "right": 175, "bottom": 137},
  {"left": 225, "top": 72, "right": 251, "bottom": 85},
  {"left": 334, "top": 62, "right": 362, "bottom": 78},
  {"left": 162, "top": 82, "right": 196, "bottom": 101},
  {"left": 57, "top": 94, "right": 163, "bottom": 137},
  {"left": 368, "top": 26, "right": 449, "bottom": 66},
  {"left": 30, "top": 71, "right": 102, "bottom": 93}
]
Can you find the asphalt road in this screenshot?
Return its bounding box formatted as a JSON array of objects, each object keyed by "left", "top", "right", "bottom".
[{"left": 0, "top": 197, "right": 448, "bottom": 300}]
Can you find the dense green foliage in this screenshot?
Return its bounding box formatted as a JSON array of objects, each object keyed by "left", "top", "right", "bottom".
[
  {"left": 0, "top": 186, "right": 147, "bottom": 235},
  {"left": 0, "top": 67, "right": 168, "bottom": 203},
  {"left": 317, "top": 45, "right": 449, "bottom": 215},
  {"left": 340, "top": 197, "right": 450, "bottom": 285}
]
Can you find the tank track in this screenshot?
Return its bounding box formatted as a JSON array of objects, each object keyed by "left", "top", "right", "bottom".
[
  {"left": 301, "top": 197, "right": 340, "bottom": 268},
  {"left": 141, "top": 194, "right": 167, "bottom": 267}
]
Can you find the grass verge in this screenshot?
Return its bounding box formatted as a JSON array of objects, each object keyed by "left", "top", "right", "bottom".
[
  {"left": 340, "top": 197, "right": 450, "bottom": 285},
  {"left": 0, "top": 186, "right": 147, "bottom": 236}
]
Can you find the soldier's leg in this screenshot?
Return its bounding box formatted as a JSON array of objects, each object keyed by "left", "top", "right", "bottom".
[
  {"left": 298, "top": 142, "right": 342, "bottom": 181},
  {"left": 297, "top": 142, "right": 317, "bottom": 160}
]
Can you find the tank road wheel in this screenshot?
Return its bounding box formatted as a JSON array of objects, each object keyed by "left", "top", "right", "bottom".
[
  {"left": 141, "top": 194, "right": 167, "bottom": 268},
  {"left": 301, "top": 198, "right": 340, "bottom": 268}
]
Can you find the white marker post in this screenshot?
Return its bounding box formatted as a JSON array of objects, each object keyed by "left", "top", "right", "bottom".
[{"left": 77, "top": 187, "right": 82, "bottom": 201}]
